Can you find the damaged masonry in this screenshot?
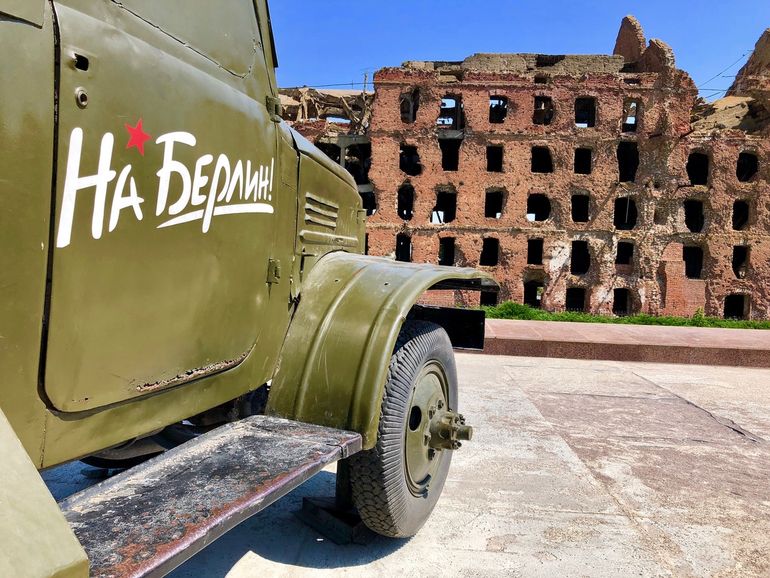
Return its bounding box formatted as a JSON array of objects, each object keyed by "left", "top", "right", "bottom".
[{"left": 282, "top": 17, "right": 770, "bottom": 320}]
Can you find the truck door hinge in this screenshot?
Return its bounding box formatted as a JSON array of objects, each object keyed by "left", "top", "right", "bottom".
[
  {"left": 267, "top": 259, "right": 282, "bottom": 284},
  {"left": 266, "top": 96, "right": 282, "bottom": 122}
]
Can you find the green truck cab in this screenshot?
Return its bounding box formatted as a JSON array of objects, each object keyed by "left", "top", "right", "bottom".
[{"left": 0, "top": 1, "right": 495, "bottom": 575}]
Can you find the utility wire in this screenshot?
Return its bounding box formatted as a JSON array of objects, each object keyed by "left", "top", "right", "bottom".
[{"left": 699, "top": 51, "right": 753, "bottom": 88}]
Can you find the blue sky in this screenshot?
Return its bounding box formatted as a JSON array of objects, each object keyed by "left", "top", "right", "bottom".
[{"left": 270, "top": 1, "right": 770, "bottom": 100}]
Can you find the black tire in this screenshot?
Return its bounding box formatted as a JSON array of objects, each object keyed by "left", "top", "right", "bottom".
[{"left": 349, "top": 320, "right": 458, "bottom": 538}]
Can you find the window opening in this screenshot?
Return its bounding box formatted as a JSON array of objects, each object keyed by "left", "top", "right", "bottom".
[
  {"left": 437, "top": 95, "right": 465, "bottom": 129},
  {"left": 397, "top": 183, "right": 414, "bottom": 221},
  {"left": 485, "top": 189, "right": 504, "bottom": 219},
  {"left": 527, "top": 239, "right": 544, "bottom": 265},
  {"left": 724, "top": 295, "right": 747, "bottom": 319},
  {"left": 574, "top": 148, "right": 592, "bottom": 174},
  {"left": 489, "top": 96, "right": 508, "bottom": 123},
  {"left": 684, "top": 200, "right": 704, "bottom": 233},
  {"left": 524, "top": 281, "right": 545, "bottom": 308},
  {"left": 613, "top": 288, "right": 630, "bottom": 316},
  {"left": 439, "top": 237, "right": 455, "bottom": 266},
  {"left": 571, "top": 194, "right": 590, "bottom": 222},
  {"left": 533, "top": 96, "right": 554, "bottom": 125},
  {"left": 622, "top": 100, "right": 640, "bottom": 132},
  {"left": 737, "top": 152, "right": 758, "bottom": 182},
  {"left": 616, "top": 241, "right": 634, "bottom": 265},
  {"left": 617, "top": 142, "right": 639, "bottom": 182},
  {"left": 345, "top": 143, "right": 371, "bottom": 186},
  {"left": 400, "top": 88, "right": 420, "bottom": 124},
  {"left": 431, "top": 188, "right": 457, "bottom": 224},
  {"left": 683, "top": 246, "right": 704, "bottom": 279},
  {"left": 531, "top": 146, "right": 553, "bottom": 173},
  {"left": 570, "top": 240, "right": 590, "bottom": 275},
  {"left": 733, "top": 200, "right": 750, "bottom": 231},
  {"left": 574, "top": 97, "right": 596, "bottom": 128},
  {"left": 527, "top": 194, "right": 551, "bottom": 222},
  {"left": 400, "top": 144, "right": 423, "bottom": 176},
  {"left": 732, "top": 246, "right": 749, "bottom": 279},
  {"left": 487, "top": 145, "right": 504, "bottom": 172},
  {"left": 687, "top": 152, "right": 709, "bottom": 186},
  {"left": 566, "top": 288, "right": 586, "bottom": 312},
  {"left": 395, "top": 234, "right": 412, "bottom": 262},
  {"left": 316, "top": 142, "right": 341, "bottom": 164},
  {"left": 614, "top": 197, "right": 637, "bottom": 230},
  {"left": 480, "top": 238, "right": 500, "bottom": 266},
  {"left": 440, "top": 139, "right": 461, "bottom": 171},
  {"left": 480, "top": 291, "right": 498, "bottom": 306},
  {"left": 360, "top": 192, "right": 377, "bottom": 217}
]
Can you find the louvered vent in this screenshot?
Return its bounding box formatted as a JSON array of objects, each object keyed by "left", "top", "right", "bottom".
[{"left": 304, "top": 192, "right": 338, "bottom": 230}]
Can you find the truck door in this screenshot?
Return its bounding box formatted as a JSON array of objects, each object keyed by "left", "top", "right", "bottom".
[{"left": 45, "top": 0, "right": 279, "bottom": 412}]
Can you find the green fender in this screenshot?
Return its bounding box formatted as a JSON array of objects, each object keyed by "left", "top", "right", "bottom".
[
  {"left": 0, "top": 408, "right": 89, "bottom": 578},
  {"left": 266, "top": 252, "right": 496, "bottom": 449}
]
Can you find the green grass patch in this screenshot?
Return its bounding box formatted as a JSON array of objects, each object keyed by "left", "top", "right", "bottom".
[{"left": 483, "top": 302, "right": 770, "bottom": 330}]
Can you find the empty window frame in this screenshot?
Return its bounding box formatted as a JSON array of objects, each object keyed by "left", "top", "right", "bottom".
[
  {"left": 439, "top": 237, "right": 456, "bottom": 266},
  {"left": 437, "top": 95, "right": 465, "bottom": 129},
  {"left": 397, "top": 183, "right": 414, "bottom": 221},
  {"left": 622, "top": 99, "right": 640, "bottom": 132},
  {"left": 487, "top": 145, "right": 504, "bottom": 172},
  {"left": 360, "top": 191, "right": 377, "bottom": 217},
  {"left": 533, "top": 96, "right": 554, "bottom": 125},
  {"left": 485, "top": 189, "right": 504, "bottom": 219},
  {"left": 737, "top": 152, "right": 759, "bottom": 182},
  {"left": 431, "top": 188, "right": 457, "bottom": 224},
  {"left": 527, "top": 194, "right": 551, "bottom": 222},
  {"left": 574, "top": 97, "right": 596, "bottom": 128},
  {"left": 687, "top": 152, "right": 710, "bottom": 186},
  {"left": 345, "top": 143, "right": 371, "bottom": 185},
  {"left": 574, "top": 148, "right": 592, "bottom": 174},
  {"left": 531, "top": 146, "right": 554, "bottom": 173},
  {"left": 489, "top": 96, "right": 509, "bottom": 123},
  {"left": 571, "top": 194, "right": 590, "bottom": 222},
  {"left": 614, "top": 197, "right": 638, "bottom": 230},
  {"left": 400, "top": 144, "right": 423, "bottom": 176},
  {"left": 480, "top": 291, "right": 499, "bottom": 306},
  {"left": 317, "top": 142, "right": 341, "bottom": 164},
  {"left": 683, "top": 246, "right": 704, "bottom": 279},
  {"left": 733, "top": 200, "right": 750, "bottom": 231},
  {"left": 439, "top": 139, "right": 461, "bottom": 171},
  {"left": 617, "top": 142, "right": 639, "bottom": 182},
  {"left": 400, "top": 88, "right": 421, "bottom": 124},
  {"left": 527, "top": 238, "right": 544, "bottom": 265},
  {"left": 480, "top": 238, "right": 500, "bottom": 266},
  {"left": 732, "top": 246, "right": 749, "bottom": 279},
  {"left": 570, "top": 240, "right": 591, "bottom": 275},
  {"left": 395, "top": 233, "right": 412, "bottom": 262},
  {"left": 616, "top": 241, "right": 634, "bottom": 265},
  {"left": 683, "top": 199, "right": 704, "bottom": 233},
  {"left": 724, "top": 294, "right": 748, "bottom": 319},
  {"left": 524, "top": 280, "right": 545, "bottom": 308},
  {"left": 565, "top": 287, "right": 586, "bottom": 312},
  {"left": 613, "top": 288, "right": 630, "bottom": 316}
]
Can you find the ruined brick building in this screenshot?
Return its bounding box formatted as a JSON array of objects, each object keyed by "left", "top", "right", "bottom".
[{"left": 283, "top": 17, "right": 770, "bottom": 319}]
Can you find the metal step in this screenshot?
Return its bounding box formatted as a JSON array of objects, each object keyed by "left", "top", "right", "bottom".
[{"left": 59, "top": 416, "right": 362, "bottom": 578}]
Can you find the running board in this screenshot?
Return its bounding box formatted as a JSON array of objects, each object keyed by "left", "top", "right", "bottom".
[{"left": 59, "top": 416, "right": 362, "bottom": 578}]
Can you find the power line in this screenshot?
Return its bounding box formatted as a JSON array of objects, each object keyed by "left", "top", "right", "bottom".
[{"left": 699, "top": 51, "right": 753, "bottom": 88}]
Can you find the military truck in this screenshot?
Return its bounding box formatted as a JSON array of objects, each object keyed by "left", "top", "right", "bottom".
[{"left": 0, "top": 1, "right": 496, "bottom": 576}]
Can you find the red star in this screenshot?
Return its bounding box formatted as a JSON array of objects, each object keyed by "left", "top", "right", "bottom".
[{"left": 125, "top": 118, "right": 151, "bottom": 156}]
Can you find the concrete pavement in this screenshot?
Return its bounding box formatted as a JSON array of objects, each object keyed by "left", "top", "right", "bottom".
[{"left": 44, "top": 354, "right": 770, "bottom": 577}]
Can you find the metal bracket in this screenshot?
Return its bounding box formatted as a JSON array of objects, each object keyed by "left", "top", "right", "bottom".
[
  {"left": 267, "top": 258, "right": 282, "bottom": 284},
  {"left": 266, "top": 95, "right": 283, "bottom": 122}
]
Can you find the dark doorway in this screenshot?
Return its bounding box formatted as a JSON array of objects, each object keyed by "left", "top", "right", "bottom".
[
  {"left": 613, "top": 288, "right": 630, "bottom": 315},
  {"left": 480, "top": 291, "right": 499, "bottom": 306},
  {"left": 614, "top": 197, "right": 638, "bottom": 230},
  {"left": 487, "top": 145, "right": 504, "bottom": 172},
  {"left": 724, "top": 294, "right": 747, "bottom": 319},
  {"left": 570, "top": 241, "right": 591, "bottom": 275},
  {"left": 480, "top": 238, "right": 500, "bottom": 266},
  {"left": 571, "top": 194, "right": 590, "bottom": 222},
  {"left": 683, "top": 246, "right": 704, "bottom": 279},
  {"left": 524, "top": 280, "right": 545, "bottom": 308},
  {"left": 489, "top": 96, "right": 508, "bottom": 123},
  {"left": 684, "top": 200, "right": 705, "bottom": 233},
  {"left": 566, "top": 287, "right": 586, "bottom": 312},
  {"left": 737, "top": 152, "right": 758, "bottom": 182},
  {"left": 395, "top": 234, "right": 412, "bottom": 262},
  {"left": 531, "top": 147, "right": 554, "bottom": 173},
  {"left": 400, "top": 144, "right": 422, "bottom": 176},
  {"left": 527, "top": 194, "right": 551, "bottom": 221},
  {"left": 617, "top": 142, "right": 639, "bottom": 182},
  {"left": 574, "top": 97, "right": 596, "bottom": 128},
  {"left": 440, "top": 139, "right": 461, "bottom": 171},
  {"left": 527, "top": 238, "right": 544, "bottom": 265},
  {"left": 439, "top": 237, "right": 455, "bottom": 266},
  {"left": 616, "top": 241, "right": 634, "bottom": 265},
  {"left": 574, "top": 148, "right": 592, "bottom": 174},
  {"left": 397, "top": 183, "right": 414, "bottom": 221},
  {"left": 733, "top": 200, "right": 750, "bottom": 231},
  {"left": 485, "top": 189, "right": 504, "bottom": 219},
  {"left": 687, "top": 152, "right": 709, "bottom": 186}
]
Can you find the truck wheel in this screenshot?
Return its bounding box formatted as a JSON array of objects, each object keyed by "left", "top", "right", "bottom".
[{"left": 349, "top": 320, "right": 471, "bottom": 538}]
